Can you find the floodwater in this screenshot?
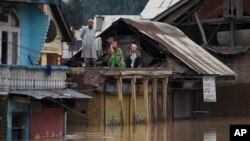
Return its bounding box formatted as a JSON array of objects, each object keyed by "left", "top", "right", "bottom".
[{"left": 33, "top": 116, "right": 250, "bottom": 141}]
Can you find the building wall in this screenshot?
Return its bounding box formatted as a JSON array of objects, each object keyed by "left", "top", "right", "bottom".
[
  {"left": 0, "top": 96, "right": 7, "bottom": 140},
  {"left": 40, "top": 5, "right": 64, "bottom": 66},
  {"left": 198, "top": 52, "right": 250, "bottom": 116}
]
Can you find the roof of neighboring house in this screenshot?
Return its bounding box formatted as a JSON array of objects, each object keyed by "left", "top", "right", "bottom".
[
  {"left": 9, "top": 89, "right": 92, "bottom": 99},
  {"left": 151, "top": 0, "right": 206, "bottom": 22},
  {"left": 140, "top": 0, "right": 181, "bottom": 20},
  {"left": 2, "top": 0, "right": 60, "bottom": 4},
  {"left": 94, "top": 15, "right": 141, "bottom": 35},
  {"left": 98, "top": 18, "right": 236, "bottom": 76},
  {"left": 50, "top": 5, "right": 74, "bottom": 42}
]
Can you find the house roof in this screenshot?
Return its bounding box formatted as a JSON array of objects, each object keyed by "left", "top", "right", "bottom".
[
  {"left": 98, "top": 18, "right": 236, "bottom": 76},
  {"left": 50, "top": 5, "right": 74, "bottom": 42},
  {"left": 151, "top": 0, "right": 205, "bottom": 22},
  {"left": 10, "top": 89, "right": 92, "bottom": 99},
  {"left": 140, "top": 0, "right": 181, "bottom": 20},
  {"left": 94, "top": 15, "right": 141, "bottom": 35}
]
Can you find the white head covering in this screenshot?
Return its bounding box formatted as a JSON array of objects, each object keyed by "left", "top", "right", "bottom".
[
  {"left": 131, "top": 44, "right": 137, "bottom": 50},
  {"left": 88, "top": 19, "right": 94, "bottom": 23}
]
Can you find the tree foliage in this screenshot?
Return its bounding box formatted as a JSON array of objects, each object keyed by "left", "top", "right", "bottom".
[{"left": 62, "top": 0, "right": 148, "bottom": 29}]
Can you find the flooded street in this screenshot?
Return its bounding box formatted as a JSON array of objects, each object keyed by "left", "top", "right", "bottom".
[{"left": 61, "top": 116, "right": 250, "bottom": 141}]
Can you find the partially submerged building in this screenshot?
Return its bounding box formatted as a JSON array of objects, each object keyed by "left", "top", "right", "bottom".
[
  {"left": 151, "top": 0, "right": 250, "bottom": 115},
  {"left": 0, "top": 1, "right": 91, "bottom": 140},
  {"left": 65, "top": 18, "right": 236, "bottom": 129}
]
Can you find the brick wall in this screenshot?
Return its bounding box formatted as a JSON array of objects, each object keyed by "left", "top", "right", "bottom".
[
  {"left": 67, "top": 73, "right": 102, "bottom": 132},
  {"left": 0, "top": 96, "right": 7, "bottom": 140}
]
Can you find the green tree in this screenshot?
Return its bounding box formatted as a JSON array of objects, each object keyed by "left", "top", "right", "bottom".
[{"left": 62, "top": 0, "right": 148, "bottom": 29}]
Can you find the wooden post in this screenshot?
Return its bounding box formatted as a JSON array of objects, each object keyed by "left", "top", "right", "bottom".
[
  {"left": 131, "top": 76, "right": 136, "bottom": 125},
  {"left": 117, "top": 76, "right": 125, "bottom": 125},
  {"left": 100, "top": 77, "right": 106, "bottom": 131},
  {"left": 143, "top": 77, "right": 150, "bottom": 124},
  {"left": 162, "top": 77, "right": 168, "bottom": 122},
  {"left": 152, "top": 78, "right": 158, "bottom": 123}
]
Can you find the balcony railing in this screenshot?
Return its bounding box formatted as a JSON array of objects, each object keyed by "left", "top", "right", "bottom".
[{"left": 0, "top": 65, "right": 68, "bottom": 92}]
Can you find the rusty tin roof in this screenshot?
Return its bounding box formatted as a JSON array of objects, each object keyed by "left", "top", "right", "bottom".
[{"left": 99, "top": 18, "right": 236, "bottom": 76}]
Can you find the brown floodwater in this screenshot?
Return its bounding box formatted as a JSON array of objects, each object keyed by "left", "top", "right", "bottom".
[{"left": 30, "top": 116, "right": 250, "bottom": 141}]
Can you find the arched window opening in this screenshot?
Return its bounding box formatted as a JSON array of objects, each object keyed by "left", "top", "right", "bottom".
[{"left": 0, "top": 9, "right": 20, "bottom": 65}]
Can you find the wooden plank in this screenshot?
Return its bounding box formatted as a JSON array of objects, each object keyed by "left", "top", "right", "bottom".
[
  {"left": 101, "top": 70, "right": 172, "bottom": 76},
  {"left": 235, "top": 0, "right": 243, "bottom": 18},
  {"left": 143, "top": 77, "right": 150, "bottom": 124},
  {"left": 100, "top": 77, "right": 105, "bottom": 130},
  {"left": 152, "top": 78, "right": 158, "bottom": 123},
  {"left": 195, "top": 12, "right": 208, "bottom": 45},
  {"left": 162, "top": 77, "right": 169, "bottom": 122},
  {"left": 131, "top": 76, "right": 136, "bottom": 125},
  {"left": 230, "top": 20, "right": 234, "bottom": 47},
  {"left": 117, "top": 77, "right": 125, "bottom": 125},
  {"left": 223, "top": 0, "right": 230, "bottom": 17}
]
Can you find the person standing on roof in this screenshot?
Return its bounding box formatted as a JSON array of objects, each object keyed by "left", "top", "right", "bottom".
[{"left": 80, "top": 19, "right": 97, "bottom": 67}]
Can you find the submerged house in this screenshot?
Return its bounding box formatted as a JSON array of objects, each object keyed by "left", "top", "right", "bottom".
[
  {"left": 0, "top": 1, "right": 91, "bottom": 141},
  {"left": 151, "top": 0, "right": 250, "bottom": 115},
  {"left": 65, "top": 18, "right": 236, "bottom": 129}
]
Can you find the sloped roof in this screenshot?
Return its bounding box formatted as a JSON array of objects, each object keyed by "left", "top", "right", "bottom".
[
  {"left": 10, "top": 89, "right": 92, "bottom": 99},
  {"left": 140, "top": 0, "right": 181, "bottom": 20},
  {"left": 50, "top": 5, "right": 74, "bottom": 42},
  {"left": 98, "top": 18, "right": 236, "bottom": 76},
  {"left": 94, "top": 15, "right": 141, "bottom": 35}
]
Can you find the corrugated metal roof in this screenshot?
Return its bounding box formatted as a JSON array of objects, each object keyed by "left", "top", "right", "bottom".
[
  {"left": 10, "top": 89, "right": 92, "bottom": 99},
  {"left": 99, "top": 18, "right": 236, "bottom": 76},
  {"left": 140, "top": 0, "right": 181, "bottom": 20}
]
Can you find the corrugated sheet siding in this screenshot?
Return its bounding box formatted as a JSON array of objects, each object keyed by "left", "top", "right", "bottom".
[
  {"left": 30, "top": 107, "right": 64, "bottom": 139},
  {"left": 0, "top": 97, "right": 7, "bottom": 140},
  {"left": 174, "top": 91, "right": 192, "bottom": 118}
]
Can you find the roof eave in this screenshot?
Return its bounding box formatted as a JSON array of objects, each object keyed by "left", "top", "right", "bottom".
[
  {"left": 151, "top": 0, "right": 189, "bottom": 22},
  {"left": 50, "top": 5, "right": 74, "bottom": 42}
]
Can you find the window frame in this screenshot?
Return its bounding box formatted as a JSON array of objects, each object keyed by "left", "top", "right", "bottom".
[{"left": 0, "top": 9, "right": 20, "bottom": 65}]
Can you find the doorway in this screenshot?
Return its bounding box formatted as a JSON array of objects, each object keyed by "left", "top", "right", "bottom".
[{"left": 12, "top": 112, "right": 24, "bottom": 140}]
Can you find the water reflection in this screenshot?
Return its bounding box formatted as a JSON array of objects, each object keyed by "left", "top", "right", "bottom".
[{"left": 30, "top": 117, "right": 250, "bottom": 141}]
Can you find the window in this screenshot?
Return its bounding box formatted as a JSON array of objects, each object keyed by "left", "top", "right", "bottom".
[{"left": 0, "top": 9, "right": 20, "bottom": 64}]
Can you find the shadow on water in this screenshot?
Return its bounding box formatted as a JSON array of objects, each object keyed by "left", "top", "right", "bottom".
[{"left": 29, "top": 116, "right": 250, "bottom": 141}]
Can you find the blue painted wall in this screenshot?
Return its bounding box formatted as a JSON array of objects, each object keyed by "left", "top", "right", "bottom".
[
  {"left": 0, "top": 2, "right": 50, "bottom": 65},
  {"left": 16, "top": 4, "right": 50, "bottom": 65}
]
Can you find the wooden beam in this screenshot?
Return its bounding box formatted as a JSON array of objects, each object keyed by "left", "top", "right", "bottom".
[
  {"left": 131, "top": 76, "right": 136, "bottom": 125},
  {"left": 143, "top": 77, "right": 150, "bottom": 124},
  {"left": 195, "top": 12, "right": 208, "bottom": 45},
  {"left": 101, "top": 70, "right": 172, "bottom": 76},
  {"left": 152, "top": 78, "right": 158, "bottom": 123},
  {"left": 162, "top": 77, "right": 169, "bottom": 122},
  {"left": 117, "top": 76, "right": 125, "bottom": 125},
  {"left": 230, "top": 20, "right": 235, "bottom": 47}
]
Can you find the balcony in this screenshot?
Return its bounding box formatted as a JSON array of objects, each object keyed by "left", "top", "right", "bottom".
[{"left": 0, "top": 65, "right": 68, "bottom": 92}]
